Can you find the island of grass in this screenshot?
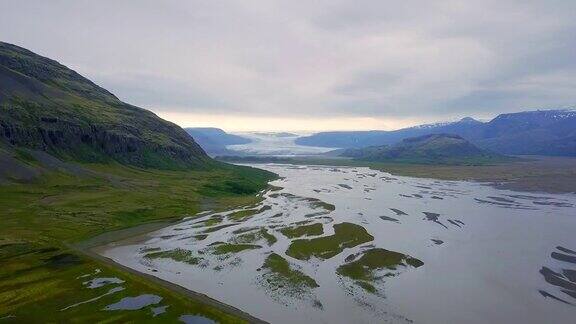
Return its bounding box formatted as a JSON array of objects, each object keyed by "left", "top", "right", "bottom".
[
  {"left": 234, "top": 228, "right": 277, "bottom": 246},
  {"left": 280, "top": 223, "right": 324, "bottom": 239},
  {"left": 194, "top": 215, "right": 224, "bottom": 228},
  {"left": 213, "top": 243, "right": 262, "bottom": 255},
  {"left": 232, "top": 227, "right": 259, "bottom": 235},
  {"left": 227, "top": 205, "right": 271, "bottom": 221},
  {"left": 286, "top": 223, "right": 373, "bottom": 261},
  {"left": 145, "top": 248, "right": 203, "bottom": 265},
  {"left": 202, "top": 223, "right": 238, "bottom": 234},
  {"left": 337, "top": 248, "right": 424, "bottom": 293},
  {"left": 306, "top": 198, "right": 336, "bottom": 211},
  {"left": 260, "top": 253, "right": 319, "bottom": 295}
]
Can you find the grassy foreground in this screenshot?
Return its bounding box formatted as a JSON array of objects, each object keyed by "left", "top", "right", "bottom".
[{"left": 0, "top": 161, "right": 275, "bottom": 322}]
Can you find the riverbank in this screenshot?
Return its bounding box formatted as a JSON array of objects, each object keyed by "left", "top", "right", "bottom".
[{"left": 72, "top": 221, "right": 268, "bottom": 324}]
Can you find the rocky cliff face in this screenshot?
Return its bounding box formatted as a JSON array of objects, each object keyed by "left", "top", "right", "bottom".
[{"left": 0, "top": 42, "right": 209, "bottom": 169}]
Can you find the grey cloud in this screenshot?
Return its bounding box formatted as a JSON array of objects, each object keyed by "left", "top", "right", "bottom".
[
  {"left": 334, "top": 71, "right": 403, "bottom": 96},
  {"left": 91, "top": 73, "right": 230, "bottom": 112},
  {"left": 1, "top": 0, "right": 575, "bottom": 123}
]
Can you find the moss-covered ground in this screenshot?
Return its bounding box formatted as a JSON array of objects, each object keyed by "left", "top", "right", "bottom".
[
  {"left": 336, "top": 248, "right": 423, "bottom": 293},
  {"left": 227, "top": 205, "right": 271, "bottom": 222},
  {"left": 286, "top": 223, "right": 374, "bottom": 261},
  {"left": 280, "top": 223, "right": 324, "bottom": 239},
  {"left": 306, "top": 198, "right": 336, "bottom": 211},
  {"left": 213, "top": 243, "right": 262, "bottom": 255},
  {"left": 145, "top": 248, "right": 203, "bottom": 265},
  {"left": 193, "top": 215, "right": 224, "bottom": 228},
  {"left": 261, "top": 253, "right": 319, "bottom": 294},
  {"left": 235, "top": 228, "right": 277, "bottom": 246}
]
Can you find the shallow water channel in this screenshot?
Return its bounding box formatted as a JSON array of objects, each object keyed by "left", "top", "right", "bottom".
[{"left": 100, "top": 164, "right": 576, "bottom": 323}]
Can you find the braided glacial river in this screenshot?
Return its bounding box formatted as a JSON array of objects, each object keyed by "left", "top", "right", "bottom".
[{"left": 99, "top": 164, "right": 576, "bottom": 323}]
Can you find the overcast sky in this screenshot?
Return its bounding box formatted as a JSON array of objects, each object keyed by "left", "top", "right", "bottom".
[{"left": 1, "top": 1, "right": 575, "bottom": 131}]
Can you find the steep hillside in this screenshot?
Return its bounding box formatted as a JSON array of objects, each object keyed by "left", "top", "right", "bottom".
[
  {"left": 185, "top": 127, "right": 250, "bottom": 156},
  {"left": 341, "top": 133, "right": 507, "bottom": 165},
  {"left": 0, "top": 42, "right": 209, "bottom": 169},
  {"left": 297, "top": 110, "right": 576, "bottom": 156}
]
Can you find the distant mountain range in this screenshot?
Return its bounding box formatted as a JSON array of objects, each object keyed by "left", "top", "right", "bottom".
[
  {"left": 340, "top": 133, "right": 509, "bottom": 165},
  {"left": 185, "top": 127, "right": 251, "bottom": 156},
  {"left": 0, "top": 41, "right": 210, "bottom": 169},
  {"left": 252, "top": 132, "right": 298, "bottom": 138},
  {"left": 296, "top": 110, "right": 576, "bottom": 156}
]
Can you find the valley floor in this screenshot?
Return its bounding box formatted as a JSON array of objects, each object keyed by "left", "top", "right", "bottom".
[
  {"left": 2, "top": 150, "right": 574, "bottom": 322},
  {"left": 96, "top": 163, "right": 576, "bottom": 324},
  {"left": 0, "top": 157, "right": 274, "bottom": 323},
  {"left": 221, "top": 155, "right": 576, "bottom": 194}
]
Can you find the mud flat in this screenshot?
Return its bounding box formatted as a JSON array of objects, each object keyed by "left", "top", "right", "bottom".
[{"left": 98, "top": 164, "right": 576, "bottom": 324}]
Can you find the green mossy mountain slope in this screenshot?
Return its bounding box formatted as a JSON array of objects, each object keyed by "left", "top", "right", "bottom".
[{"left": 0, "top": 42, "right": 209, "bottom": 169}]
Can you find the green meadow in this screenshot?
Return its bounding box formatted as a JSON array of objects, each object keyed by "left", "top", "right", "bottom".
[{"left": 0, "top": 161, "right": 275, "bottom": 322}]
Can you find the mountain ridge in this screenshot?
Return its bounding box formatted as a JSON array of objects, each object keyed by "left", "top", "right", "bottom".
[
  {"left": 184, "top": 127, "right": 251, "bottom": 156},
  {"left": 0, "top": 41, "right": 210, "bottom": 169},
  {"left": 296, "top": 109, "right": 576, "bottom": 156},
  {"left": 340, "top": 133, "right": 508, "bottom": 165}
]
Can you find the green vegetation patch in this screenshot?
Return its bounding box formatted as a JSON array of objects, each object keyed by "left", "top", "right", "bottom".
[
  {"left": 356, "top": 281, "right": 377, "bottom": 293},
  {"left": 0, "top": 242, "right": 39, "bottom": 260},
  {"left": 227, "top": 209, "right": 259, "bottom": 221},
  {"left": 280, "top": 223, "right": 323, "bottom": 239},
  {"left": 201, "top": 223, "right": 237, "bottom": 234},
  {"left": 304, "top": 198, "right": 335, "bottom": 211},
  {"left": 0, "top": 249, "right": 243, "bottom": 323},
  {"left": 232, "top": 227, "right": 259, "bottom": 235},
  {"left": 234, "top": 228, "right": 277, "bottom": 246},
  {"left": 260, "top": 229, "right": 278, "bottom": 246},
  {"left": 261, "top": 253, "right": 319, "bottom": 295},
  {"left": 141, "top": 247, "right": 161, "bottom": 253},
  {"left": 199, "top": 164, "right": 276, "bottom": 196},
  {"left": 337, "top": 248, "right": 424, "bottom": 283},
  {"left": 213, "top": 243, "right": 262, "bottom": 255},
  {"left": 286, "top": 223, "right": 373, "bottom": 261},
  {"left": 145, "top": 248, "right": 203, "bottom": 265},
  {"left": 193, "top": 215, "right": 224, "bottom": 228},
  {"left": 227, "top": 204, "right": 271, "bottom": 222}
]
